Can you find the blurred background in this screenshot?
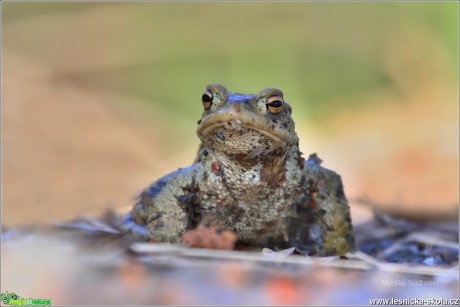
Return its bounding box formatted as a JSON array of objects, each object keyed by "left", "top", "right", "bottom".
[{"left": 2, "top": 2, "right": 458, "bottom": 226}]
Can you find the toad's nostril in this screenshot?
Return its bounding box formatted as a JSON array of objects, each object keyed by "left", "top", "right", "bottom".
[
  {"left": 230, "top": 101, "right": 242, "bottom": 113},
  {"left": 230, "top": 100, "right": 254, "bottom": 114}
]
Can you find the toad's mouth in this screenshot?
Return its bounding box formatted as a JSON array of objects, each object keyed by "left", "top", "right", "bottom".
[
  {"left": 197, "top": 118, "right": 292, "bottom": 157},
  {"left": 198, "top": 121, "right": 285, "bottom": 143}
]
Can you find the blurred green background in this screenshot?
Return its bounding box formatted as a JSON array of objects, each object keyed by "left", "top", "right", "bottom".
[
  {"left": 4, "top": 2, "right": 457, "bottom": 119},
  {"left": 2, "top": 2, "right": 458, "bottom": 225}
]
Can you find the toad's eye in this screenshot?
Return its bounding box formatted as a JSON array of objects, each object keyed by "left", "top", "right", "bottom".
[
  {"left": 266, "top": 96, "right": 284, "bottom": 114},
  {"left": 202, "top": 90, "right": 213, "bottom": 110}
]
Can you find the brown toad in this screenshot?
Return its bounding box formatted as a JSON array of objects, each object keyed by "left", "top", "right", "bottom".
[{"left": 123, "top": 84, "right": 354, "bottom": 256}]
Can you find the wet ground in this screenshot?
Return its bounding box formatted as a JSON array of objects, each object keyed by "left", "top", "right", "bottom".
[{"left": 2, "top": 207, "right": 458, "bottom": 305}]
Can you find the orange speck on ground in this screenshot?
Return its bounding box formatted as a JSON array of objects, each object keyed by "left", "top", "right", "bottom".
[
  {"left": 264, "top": 276, "right": 302, "bottom": 305},
  {"left": 117, "top": 259, "right": 147, "bottom": 292}
]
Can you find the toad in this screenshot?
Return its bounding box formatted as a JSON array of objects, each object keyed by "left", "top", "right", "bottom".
[{"left": 123, "top": 84, "right": 354, "bottom": 256}]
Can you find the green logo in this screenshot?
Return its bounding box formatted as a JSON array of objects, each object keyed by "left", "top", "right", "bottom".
[{"left": 1, "top": 292, "right": 51, "bottom": 306}]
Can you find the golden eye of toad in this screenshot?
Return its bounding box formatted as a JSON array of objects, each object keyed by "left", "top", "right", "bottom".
[
  {"left": 266, "top": 96, "right": 284, "bottom": 114},
  {"left": 202, "top": 90, "right": 213, "bottom": 110}
]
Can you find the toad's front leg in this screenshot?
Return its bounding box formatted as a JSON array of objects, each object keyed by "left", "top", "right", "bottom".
[
  {"left": 122, "top": 164, "right": 202, "bottom": 242},
  {"left": 288, "top": 156, "right": 355, "bottom": 256}
]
